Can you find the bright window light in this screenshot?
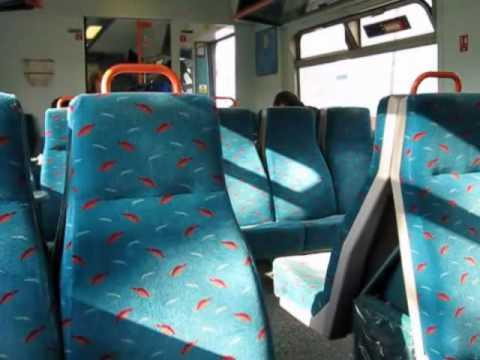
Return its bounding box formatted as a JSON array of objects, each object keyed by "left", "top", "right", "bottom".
[
  {"left": 215, "top": 26, "right": 235, "bottom": 40},
  {"left": 300, "top": 24, "right": 348, "bottom": 59},
  {"left": 86, "top": 25, "right": 103, "bottom": 40},
  {"left": 300, "top": 44, "right": 438, "bottom": 114},
  {"left": 215, "top": 36, "right": 236, "bottom": 108}
]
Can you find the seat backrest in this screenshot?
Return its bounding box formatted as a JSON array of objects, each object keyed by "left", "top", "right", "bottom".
[
  {"left": 219, "top": 108, "right": 274, "bottom": 227},
  {"left": 321, "top": 102, "right": 386, "bottom": 304},
  {"left": 61, "top": 93, "right": 273, "bottom": 359},
  {"left": 311, "top": 96, "right": 405, "bottom": 339},
  {"left": 40, "top": 108, "right": 69, "bottom": 242},
  {"left": 394, "top": 94, "right": 480, "bottom": 359},
  {"left": 0, "top": 93, "right": 60, "bottom": 358},
  {"left": 262, "top": 107, "right": 337, "bottom": 221},
  {"left": 322, "top": 107, "right": 373, "bottom": 214}
]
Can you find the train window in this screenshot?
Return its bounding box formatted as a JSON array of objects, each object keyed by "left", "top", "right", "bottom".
[
  {"left": 297, "top": 1, "right": 436, "bottom": 113},
  {"left": 299, "top": 44, "right": 437, "bottom": 113},
  {"left": 300, "top": 24, "right": 348, "bottom": 59},
  {"left": 214, "top": 34, "right": 236, "bottom": 108},
  {"left": 360, "top": 3, "right": 434, "bottom": 46}
]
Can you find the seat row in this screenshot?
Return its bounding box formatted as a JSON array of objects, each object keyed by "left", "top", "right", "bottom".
[
  {"left": 218, "top": 106, "right": 373, "bottom": 259},
  {"left": 39, "top": 103, "right": 374, "bottom": 261}
]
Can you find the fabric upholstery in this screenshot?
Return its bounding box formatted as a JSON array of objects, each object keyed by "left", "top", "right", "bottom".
[
  {"left": 323, "top": 107, "right": 372, "bottom": 214},
  {"left": 242, "top": 221, "right": 305, "bottom": 260},
  {"left": 0, "top": 93, "right": 61, "bottom": 359},
  {"left": 219, "top": 108, "right": 274, "bottom": 227},
  {"left": 354, "top": 296, "right": 414, "bottom": 360},
  {"left": 263, "top": 107, "right": 337, "bottom": 222},
  {"left": 61, "top": 93, "right": 274, "bottom": 359},
  {"left": 40, "top": 108, "right": 68, "bottom": 243},
  {"left": 398, "top": 94, "right": 480, "bottom": 359},
  {"left": 273, "top": 254, "right": 331, "bottom": 316}
]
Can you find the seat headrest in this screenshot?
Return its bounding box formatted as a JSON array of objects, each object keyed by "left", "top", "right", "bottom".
[
  {"left": 45, "top": 108, "right": 68, "bottom": 149},
  {"left": 218, "top": 108, "right": 257, "bottom": 140},
  {"left": 263, "top": 107, "right": 318, "bottom": 143},
  {"left": 404, "top": 94, "right": 480, "bottom": 177},
  {"left": 68, "top": 93, "right": 224, "bottom": 200},
  {"left": 326, "top": 107, "right": 371, "bottom": 140}
]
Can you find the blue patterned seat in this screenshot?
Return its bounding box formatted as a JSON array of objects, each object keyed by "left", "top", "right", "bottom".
[
  {"left": 0, "top": 93, "right": 61, "bottom": 359},
  {"left": 263, "top": 107, "right": 344, "bottom": 253},
  {"left": 395, "top": 94, "right": 480, "bottom": 359},
  {"left": 219, "top": 108, "right": 305, "bottom": 259},
  {"left": 61, "top": 93, "right": 274, "bottom": 359},
  {"left": 40, "top": 108, "right": 68, "bottom": 243},
  {"left": 272, "top": 101, "right": 387, "bottom": 324}
]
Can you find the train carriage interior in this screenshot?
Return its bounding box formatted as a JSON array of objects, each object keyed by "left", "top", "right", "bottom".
[{"left": 1, "top": 0, "right": 480, "bottom": 359}]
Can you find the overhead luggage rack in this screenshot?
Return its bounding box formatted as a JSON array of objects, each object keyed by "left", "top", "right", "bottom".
[{"left": 234, "top": 0, "right": 344, "bottom": 26}]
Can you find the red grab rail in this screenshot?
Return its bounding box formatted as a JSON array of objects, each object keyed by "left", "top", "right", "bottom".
[
  {"left": 101, "top": 64, "right": 182, "bottom": 94},
  {"left": 56, "top": 96, "right": 74, "bottom": 109},
  {"left": 411, "top": 71, "right": 463, "bottom": 95}
]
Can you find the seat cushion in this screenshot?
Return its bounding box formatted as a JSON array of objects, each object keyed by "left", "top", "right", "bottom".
[
  {"left": 354, "top": 296, "right": 413, "bottom": 359},
  {"left": 303, "top": 214, "right": 344, "bottom": 252},
  {"left": 273, "top": 253, "right": 331, "bottom": 318},
  {"left": 61, "top": 93, "right": 274, "bottom": 359},
  {"left": 242, "top": 221, "right": 305, "bottom": 260}
]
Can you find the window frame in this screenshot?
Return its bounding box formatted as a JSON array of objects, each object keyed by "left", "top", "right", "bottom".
[{"left": 295, "top": 0, "right": 435, "bottom": 97}]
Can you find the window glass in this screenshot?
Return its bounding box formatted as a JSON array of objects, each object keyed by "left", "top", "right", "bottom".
[
  {"left": 360, "top": 3, "right": 434, "bottom": 46},
  {"left": 214, "top": 36, "right": 236, "bottom": 108},
  {"left": 300, "top": 24, "right": 348, "bottom": 59},
  {"left": 299, "top": 44, "right": 438, "bottom": 114}
]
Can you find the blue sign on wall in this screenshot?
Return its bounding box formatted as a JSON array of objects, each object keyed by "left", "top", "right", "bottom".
[{"left": 256, "top": 27, "right": 278, "bottom": 76}]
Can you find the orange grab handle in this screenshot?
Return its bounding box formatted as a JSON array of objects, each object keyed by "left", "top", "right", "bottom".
[
  {"left": 214, "top": 96, "right": 240, "bottom": 108},
  {"left": 101, "top": 64, "right": 182, "bottom": 94},
  {"left": 56, "top": 96, "right": 74, "bottom": 109},
  {"left": 411, "top": 71, "right": 463, "bottom": 95}
]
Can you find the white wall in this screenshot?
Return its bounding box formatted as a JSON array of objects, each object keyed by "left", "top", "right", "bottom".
[
  {"left": 0, "top": 0, "right": 233, "bottom": 129},
  {"left": 0, "top": 12, "right": 85, "bottom": 132},
  {"left": 437, "top": 0, "right": 480, "bottom": 92}
]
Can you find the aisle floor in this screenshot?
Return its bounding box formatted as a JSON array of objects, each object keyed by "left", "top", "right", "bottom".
[{"left": 258, "top": 262, "right": 354, "bottom": 360}]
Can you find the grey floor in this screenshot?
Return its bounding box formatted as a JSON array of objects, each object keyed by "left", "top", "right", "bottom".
[{"left": 258, "top": 262, "right": 354, "bottom": 360}]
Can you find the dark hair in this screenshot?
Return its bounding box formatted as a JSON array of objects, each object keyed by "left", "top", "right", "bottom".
[{"left": 273, "top": 91, "right": 304, "bottom": 107}]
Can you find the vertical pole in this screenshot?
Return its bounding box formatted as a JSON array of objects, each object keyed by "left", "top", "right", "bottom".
[{"left": 136, "top": 20, "right": 144, "bottom": 84}]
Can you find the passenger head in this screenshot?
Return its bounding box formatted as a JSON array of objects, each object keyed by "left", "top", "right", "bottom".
[{"left": 273, "top": 91, "right": 304, "bottom": 107}]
